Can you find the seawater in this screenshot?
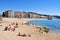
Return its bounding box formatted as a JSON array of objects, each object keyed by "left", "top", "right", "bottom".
[{"left": 27, "top": 20, "right": 60, "bottom": 32}]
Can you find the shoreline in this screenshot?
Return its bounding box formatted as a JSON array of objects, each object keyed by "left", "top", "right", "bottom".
[
  {"left": 0, "top": 18, "right": 60, "bottom": 40},
  {"left": 25, "top": 23, "right": 60, "bottom": 34},
  {"left": 24, "top": 18, "right": 60, "bottom": 34}
]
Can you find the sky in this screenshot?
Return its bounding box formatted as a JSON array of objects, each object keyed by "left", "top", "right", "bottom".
[{"left": 0, "top": 0, "right": 60, "bottom": 16}]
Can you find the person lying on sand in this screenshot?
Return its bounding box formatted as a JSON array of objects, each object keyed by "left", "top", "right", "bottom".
[
  {"left": 8, "top": 24, "right": 11, "bottom": 31},
  {"left": 4, "top": 25, "right": 11, "bottom": 31},
  {"left": 17, "top": 32, "right": 31, "bottom": 37},
  {"left": 4, "top": 26, "right": 8, "bottom": 31}
]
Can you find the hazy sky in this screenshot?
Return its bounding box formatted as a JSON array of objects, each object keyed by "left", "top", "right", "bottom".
[{"left": 0, "top": 0, "right": 60, "bottom": 16}]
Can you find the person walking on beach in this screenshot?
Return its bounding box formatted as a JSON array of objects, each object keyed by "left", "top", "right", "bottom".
[{"left": 15, "top": 22, "right": 18, "bottom": 28}]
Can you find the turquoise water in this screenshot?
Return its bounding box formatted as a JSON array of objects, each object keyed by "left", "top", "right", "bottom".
[{"left": 27, "top": 20, "right": 60, "bottom": 32}]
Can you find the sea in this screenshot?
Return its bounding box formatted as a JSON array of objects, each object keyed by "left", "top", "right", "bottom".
[{"left": 26, "top": 20, "right": 60, "bottom": 33}]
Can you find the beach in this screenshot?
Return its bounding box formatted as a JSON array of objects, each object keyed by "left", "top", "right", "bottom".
[{"left": 0, "top": 18, "right": 60, "bottom": 40}]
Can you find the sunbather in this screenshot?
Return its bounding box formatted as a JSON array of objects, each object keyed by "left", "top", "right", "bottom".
[
  {"left": 17, "top": 32, "right": 27, "bottom": 37},
  {"left": 8, "top": 24, "right": 11, "bottom": 31},
  {"left": 4, "top": 26, "right": 8, "bottom": 31},
  {"left": 17, "top": 32, "right": 31, "bottom": 37}
]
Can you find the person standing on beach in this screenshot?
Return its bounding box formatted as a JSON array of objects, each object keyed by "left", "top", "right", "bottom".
[{"left": 15, "top": 22, "right": 18, "bottom": 28}]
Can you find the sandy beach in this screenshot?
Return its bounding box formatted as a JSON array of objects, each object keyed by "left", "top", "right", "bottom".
[{"left": 0, "top": 18, "right": 60, "bottom": 40}]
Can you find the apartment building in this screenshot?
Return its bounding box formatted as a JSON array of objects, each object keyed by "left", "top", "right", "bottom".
[
  {"left": 2, "top": 10, "right": 12, "bottom": 17},
  {"left": 14, "top": 11, "right": 22, "bottom": 18},
  {"left": 2, "top": 10, "right": 52, "bottom": 19}
]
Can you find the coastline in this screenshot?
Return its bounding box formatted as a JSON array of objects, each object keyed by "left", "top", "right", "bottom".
[
  {"left": 25, "top": 19, "right": 60, "bottom": 33},
  {"left": 0, "top": 18, "right": 60, "bottom": 40},
  {"left": 24, "top": 18, "right": 60, "bottom": 38}
]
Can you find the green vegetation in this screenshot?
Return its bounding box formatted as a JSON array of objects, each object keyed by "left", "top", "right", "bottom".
[
  {"left": 43, "top": 27, "right": 49, "bottom": 33},
  {"left": 36, "top": 27, "right": 49, "bottom": 33}
]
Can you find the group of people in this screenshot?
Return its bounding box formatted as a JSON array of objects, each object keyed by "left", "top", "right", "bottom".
[
  {"left": 3, "top": 22, "right": 31, "bottom": 37},
  {"left": 4, "top": 22, "right": 18, "bottom": 31}
]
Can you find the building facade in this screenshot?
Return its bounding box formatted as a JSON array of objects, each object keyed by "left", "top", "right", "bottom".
[
  {"left": 14, "top": 11, "right": 22, "bottom": 18},
  {"left": 2, "top": 10, "right": 12, "bottom": 17},
  {"left": 2, "top": 10, "right": 52, "bottom": 19},
  {"left": 22, "top": 12, "right": 30, "bottom": 18}
]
